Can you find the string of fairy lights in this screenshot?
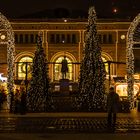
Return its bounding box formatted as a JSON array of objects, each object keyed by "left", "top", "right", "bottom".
[
  {"left": 127, "top": 13, "right": 140, "bottom": 109},
  {"left": 0, "top": 12, "right": 15, "bottom": 94}
]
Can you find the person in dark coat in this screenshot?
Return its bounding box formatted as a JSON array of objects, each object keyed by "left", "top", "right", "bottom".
[
  {"left": 61, "top": 56, "right": 68, "bottom": 79},
  {"left": 107, "top": 87, "right": 120, "bottom": 127}
]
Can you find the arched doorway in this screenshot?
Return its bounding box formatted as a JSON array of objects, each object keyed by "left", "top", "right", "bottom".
[
  {"left": 15, "top": 52, "right": 34, "bottom": 81},
  {"left": 0, "top": 12, "right": 15, "bottom": 93},
  {"left": 50, "top": 52, "right": 77, "bottom": 82},
  {"left": 16, "top": 56, "right": 33, "bottom": 80},
  {"left": 127, "top": 13, "right": 140, "bottom": 108},
  {"left": 54, "top": 56, "right": 72, "bottom": 80}
]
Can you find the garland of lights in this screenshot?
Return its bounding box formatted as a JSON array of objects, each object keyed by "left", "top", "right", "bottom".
[
  {"left": 0, "top": 12, "right": 15, "bottom": 93},
  {"left": 127, "top": 13, "right": 140, "bottom": 109}
]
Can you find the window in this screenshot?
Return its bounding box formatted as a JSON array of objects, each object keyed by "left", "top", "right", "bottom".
[
  {"left": 50, "top": 34, "right": 55, "bottom": 43},
  {"left": 25, "top": 34, "right": 29, "bottom": 43},
  {"left": 103, "top": 34, "right": 107, "bottom": 44},
  {"left": 102, "top": 57, "right": 108, "bottom": 74},
  {"left": 30, "top": 34, "right": 34, "bottom": 43},
  {"left": 108, "top": 34, "right": 113, "bottom": 43},
  {"left": 67, "top": 34, "right": 70, "bottom": 43},
  {"left": 17, "top": 56, "right": 33, "bottom": 79},
  {"left": 54, "top": 56, "right": 72, "bottom": 80},
  {"left": 19, "top": 34, "right": 23, "bottom": 43},
  {"left": 61, "top": 34, "right": 65, "bottom": 43},
  {"left": 72, "top": 34, "right": 76, "bottom": 43},
  {"left": 56, "top": 34, "right": 60, "bottom": 43},
  {"left": 35, "top": 34, "right": 38, "bottom": 43},
  {"left": 15, "top": 34, "right": 18, "bottom": 43}
]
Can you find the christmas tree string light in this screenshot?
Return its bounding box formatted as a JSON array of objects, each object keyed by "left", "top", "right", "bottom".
[
  {"left": 27, "top": 32, "right": 50, "bottom": 112},
  {"left": 77, "top": 6, "right": 106, "bottom": 111}
]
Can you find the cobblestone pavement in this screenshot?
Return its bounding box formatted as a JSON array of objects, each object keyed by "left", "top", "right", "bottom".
[{"left": 0, "top": 117, "right": 140, "bottom": 133}]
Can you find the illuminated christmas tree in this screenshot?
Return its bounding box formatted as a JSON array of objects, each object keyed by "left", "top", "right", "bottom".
[
  {"left": 78, "top": 6, "right": 106, "bottom": 111},
  {"left": 27, "top": 32, "right": 50, "bottom": 112}
]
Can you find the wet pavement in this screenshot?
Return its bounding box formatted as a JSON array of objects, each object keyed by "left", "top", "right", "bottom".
[
  {"left": 0, "top": 114, "right": 140, "bottom": 133},
  {"left": 0, "top": 107, "right": 140, "bottom": 134}
]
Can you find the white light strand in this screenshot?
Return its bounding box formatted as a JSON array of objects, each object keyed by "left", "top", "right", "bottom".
[
  {"left": 0, "top": 12, "right": 15, "bottom": 93},
  {"left": 127, "top": 13, "right": 140, "bottom": 109}
]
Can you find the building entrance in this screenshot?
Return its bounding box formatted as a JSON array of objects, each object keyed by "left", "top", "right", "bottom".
[{"left": 54, "top": 56, "right": 73, "bottom": 81}]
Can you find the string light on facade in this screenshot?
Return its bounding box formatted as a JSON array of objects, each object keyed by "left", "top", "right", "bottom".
[{"left": 0, "top": 12, "right": 15, "bottom": 94}]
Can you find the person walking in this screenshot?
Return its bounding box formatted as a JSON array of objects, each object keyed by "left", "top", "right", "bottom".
[{"left": 107, "top": 87, "right": 120, "bottom": 127}]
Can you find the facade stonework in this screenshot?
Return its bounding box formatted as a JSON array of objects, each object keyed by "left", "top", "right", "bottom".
[{"left": 0, "top": 19, "right": 131, "bottom": 83}]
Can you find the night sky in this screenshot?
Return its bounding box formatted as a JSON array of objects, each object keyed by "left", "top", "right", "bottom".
[{"left": 0, "top": 0, "right": 140, "bottom": 19}]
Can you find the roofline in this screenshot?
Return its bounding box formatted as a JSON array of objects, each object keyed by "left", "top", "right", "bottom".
[{"left": 9, "top": 18, "right": 132, "bottom": 24}]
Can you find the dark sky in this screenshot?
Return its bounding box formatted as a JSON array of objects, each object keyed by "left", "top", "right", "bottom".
[{"left": 0, "top": 0, "right": 140, "bottom": 19}]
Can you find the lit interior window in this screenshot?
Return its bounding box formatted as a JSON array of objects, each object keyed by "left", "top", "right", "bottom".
[
  {"left": 18, "top": 56, "right": 33, "bottom": 79},
  {"left": 54, "top": 56, "right": 72, "bottom": 80},
  {"left": 102, "top": 57, "right": 108, "bottom": 74}
]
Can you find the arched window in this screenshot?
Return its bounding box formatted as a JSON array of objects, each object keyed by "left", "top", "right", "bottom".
[
  {"left": 54, "top": 56, "right": 72, "bottom": 81},
  {"left": 102, "top": 57, "right": 108, "bottom": 74},
  {"left": 17, "top": 56, "right": 33, "bottom": 79}
]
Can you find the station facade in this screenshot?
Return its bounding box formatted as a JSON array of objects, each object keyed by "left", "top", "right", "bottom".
[{"left": 0, "top": 18, "right": 137, "bottom": 95}]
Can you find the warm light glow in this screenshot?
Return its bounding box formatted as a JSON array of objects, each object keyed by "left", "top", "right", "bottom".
[
  {"left": 64, "top": 19, "right": 67, "bottom": 22},
  {"left": 121, "top": 34, "right": 126, "bottom": 40},
  {"left": 113, "top": 8, "right": 118, "bottom": 13},
  {"left": 116, "top": 84, "right": 139, "bottom": 97},
  {"left": 0, "top": 34, "right": 6, "bottom": 40},
  {"left": 18, "top": 56, "right": 33, "bottom": 79},
  {"left": 54, "top": 56, "right": 72, "bottom": 80}
]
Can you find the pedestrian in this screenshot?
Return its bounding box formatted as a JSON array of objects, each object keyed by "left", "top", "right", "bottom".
[{"left": 107, "top": 87, "right": 120, "bottom": 127}]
